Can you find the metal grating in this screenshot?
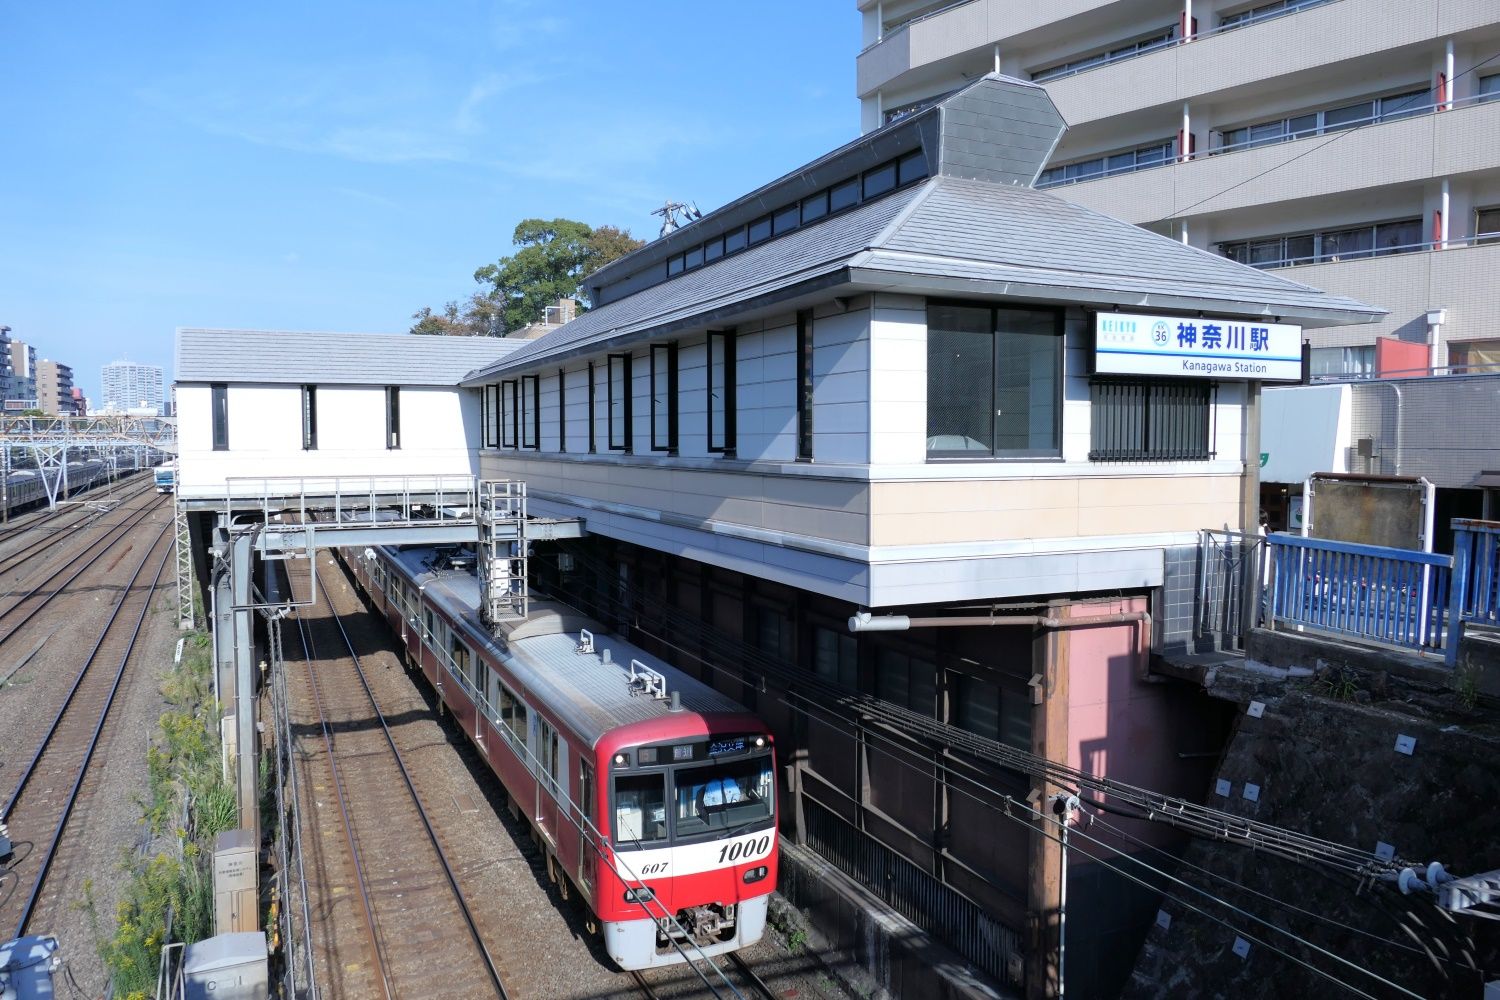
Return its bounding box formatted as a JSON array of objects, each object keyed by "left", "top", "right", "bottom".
[
  {"left": 1089, "top": 379, "right": 1214, "bottom": 461},
  {"left": 803, "top": 797, "right": 1022, "bottom": 989}
]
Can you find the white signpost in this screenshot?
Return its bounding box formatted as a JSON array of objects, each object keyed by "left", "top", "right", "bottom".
[{"left": 1094, "top": 312, "right": 1304, "bottom": 381}]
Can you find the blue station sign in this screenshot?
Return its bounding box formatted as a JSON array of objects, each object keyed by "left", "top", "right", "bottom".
[{"left": 1094, "top": 312, "right": 1303, "bottom": 381}]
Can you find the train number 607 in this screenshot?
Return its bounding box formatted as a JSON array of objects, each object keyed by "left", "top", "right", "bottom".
[{"left": 717, "top": 835, "right": 771, "bottom": 865}]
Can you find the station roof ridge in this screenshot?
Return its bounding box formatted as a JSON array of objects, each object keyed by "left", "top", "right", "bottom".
[{"left": 176, "top": 327, "right": 526, "bottom": 386}]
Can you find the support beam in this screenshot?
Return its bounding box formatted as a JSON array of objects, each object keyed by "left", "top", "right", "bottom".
[{"left": 231, "top": 532, "right": 260, "bottom": 852}]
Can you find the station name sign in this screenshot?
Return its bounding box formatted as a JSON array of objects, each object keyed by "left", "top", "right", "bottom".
[{"left": 1094, "top": 312, "right": 1303, "bottom": 381}]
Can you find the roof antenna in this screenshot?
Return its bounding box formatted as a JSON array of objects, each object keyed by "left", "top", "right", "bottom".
[{"left": 651, "top": 200, "right": 700, "bottom": 238}]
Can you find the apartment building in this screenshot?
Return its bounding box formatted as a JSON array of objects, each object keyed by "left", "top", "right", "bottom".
[
  {"left": 857, "top": 0, "right": 1500, "bottom": 377},
  {"left": 466, "top": 76, "right": 1381, "bottom": 997},
  {"left": 36, "top": 359, "right": 77, "bottom": 416},
  {"left": 7, "top": 337, "right": 38, "bottom": 408},
  {"left": 102, "top": 360, "right": 166, "bottom": 415}
]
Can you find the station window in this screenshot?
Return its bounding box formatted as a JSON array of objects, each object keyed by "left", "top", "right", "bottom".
[
  {"left": 1089, "top": 379, "right": 1213, "bottom": 461},
  {"left": 385, "top": 386, "right": 401, "bottom": 450},
  {"left": 607, "top": 353, "right": 632, "bottom": 452},
  {"left": 501, "top": 380, "right": 518, "bottom": 448},
  {"left": 926, "top": 303, "right": 1063, "bottom": 459},
  {"left": 557, "top": 368, "right": 567, "bottom": 453},
  {"left": 211, "top": 383, "right": 228, "bottom": 451},
  {"left": 955, "top": 673, "right": 1031, "bottom": 750},
  {"left": 796, "top": 311, "right": 814, "bottom": 461},
  {"left": 707, "top": 330, "right": 736, "bottom": 455},
  {"left": 649, "top": 342, "right": 678, "bottom": 454},
  {"left": 521, "top": 374, "right": 540, "bottom": 450},
  {"left": 587, "top": 361, "right": 597, "bottom": 453},
  {"left": 482, "top": 385, "right": 500, "bottom": 448},
  {"left": 300, "top": 385, "right": 317, "bottom": 450}
]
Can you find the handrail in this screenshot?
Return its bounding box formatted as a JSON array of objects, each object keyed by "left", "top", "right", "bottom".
[{"left": 858, "top": 0, "right": 980, "bottom": 56}]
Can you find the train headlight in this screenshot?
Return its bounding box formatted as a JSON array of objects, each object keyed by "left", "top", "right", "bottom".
[
  {"left": 753, "top": 737, "right": 766, "bottom": 749},
  {"left": 613, "top": 753, "right": 628, "bottom": 767},
  {"left": 624, "top": 887, "right": 655, "bottom": 904},
  {"left": 742, "top": 866, "right": 769, "bottom": 884}
]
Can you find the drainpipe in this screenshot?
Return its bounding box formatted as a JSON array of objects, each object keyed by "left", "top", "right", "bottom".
[
  {"left": 848, "top": 610, "right": 1149, "bottom": 632},
  {"left": 1382, "top": 382, "right": 1405, "bottom": 475},
  {"left": 994, "top": 44, "right": 1001, "bottom": 74},
  {"left": 1439, "top": 179, "right": 1451, "bottom": 250},
  {"left": 1181, "top": 102, "right": 1192, "bottom": 163},
  {"left": 875, "top": 1, "right": 883, "bottom": 42},
  {"left": 1444, "top": 40, "right": 1455, "bottom": 111},
  {"left": 1427, "top": 308, "right": 1448, "bottom": 375}
]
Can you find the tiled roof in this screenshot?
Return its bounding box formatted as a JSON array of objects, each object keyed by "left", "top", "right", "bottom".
[{"left": 175, "top": 328, "right": 524, "bottom": 385}]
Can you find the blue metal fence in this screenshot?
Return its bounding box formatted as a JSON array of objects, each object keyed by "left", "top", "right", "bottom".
[
  {"left": 1447, "top": 518, "right": 1500, "bottom": 664},
  {"left": 1267, "top": 533, "right": 1452, "bottom": 653}
]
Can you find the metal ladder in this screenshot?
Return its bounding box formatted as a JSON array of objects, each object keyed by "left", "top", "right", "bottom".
[
  {"left": 478, "top": 479, "right": 529, "bottom": 628},
  {"left": 174, "top": 497, "right": 196, "bottom": 629}
]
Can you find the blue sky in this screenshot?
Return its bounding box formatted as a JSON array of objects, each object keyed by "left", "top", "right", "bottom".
[{"left": 0, "top": 2, "right": 859, "bottom": 402}]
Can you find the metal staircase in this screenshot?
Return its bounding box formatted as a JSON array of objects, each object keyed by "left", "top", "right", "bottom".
[{"left": 478, "top": 480, "right": 529, "bottom": 628}]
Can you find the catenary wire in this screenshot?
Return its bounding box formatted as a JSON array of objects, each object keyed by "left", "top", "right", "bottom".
[{"left": 544, "top": 557, "right": 1490, "bottom": 989}]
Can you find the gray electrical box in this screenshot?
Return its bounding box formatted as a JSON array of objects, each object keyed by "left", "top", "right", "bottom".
[
  {"left": 0, "top": 936, "right": 60, "bottom": 1000},
  {"left": 213, "top": 829, "right": 258, "bottom": 934},
  {"left": 181, "top": 932, "right": 267, "bottom": 1000}
]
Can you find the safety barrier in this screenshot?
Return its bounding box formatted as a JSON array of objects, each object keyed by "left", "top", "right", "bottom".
[
  {"left": 1447, "top": 519, "right": 1500, "bottom": 665},
  {"left": 1267, "top": 533, "right": 1451, "bottom": 653}
]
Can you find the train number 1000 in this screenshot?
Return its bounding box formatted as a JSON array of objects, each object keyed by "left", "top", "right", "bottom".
[{"left": 717, "top": 835, "right": 772, "bottom": 865}]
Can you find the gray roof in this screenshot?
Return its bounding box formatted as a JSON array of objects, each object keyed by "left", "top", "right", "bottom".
[
  {"left": 175, "top": 328, "right": 524, "bottom": 385},
  {"left": 463, "top": 174, "right": 1383, "bottom": 383},
  {"left": 463, "top": 186, "right": 924, "bottom": 381}
]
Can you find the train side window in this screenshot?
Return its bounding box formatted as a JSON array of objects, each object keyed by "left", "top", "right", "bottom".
[
  {"left": 614, "top": 773, "right": 667, "bottom": 845},
  {"left": 422, "top": 607, "right": 435, "bottom": 645},
  {"left": 500, "top": 685, "right": 527, "bottom": 746},
  {"left": 579, "top": 760, "right": 594, "bottom": 826},
  {"left": 451, "top": 637, "right": 473, "bottom": 689}
]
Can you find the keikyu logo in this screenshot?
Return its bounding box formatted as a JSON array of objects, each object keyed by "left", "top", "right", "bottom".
[{"left": 1151, "top": 321, "right": 1170, "bottom": 346}]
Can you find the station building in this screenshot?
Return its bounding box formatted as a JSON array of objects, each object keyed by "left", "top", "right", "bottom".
[
  {"left": 856, "top": 0, "right": 1500, "bottom": 376},
  {"left": 459, "top": 75, "right": 1382, "bottom": 995},
  {"left": 174, "top": 75, "right": 1383, "bottom": 999}
]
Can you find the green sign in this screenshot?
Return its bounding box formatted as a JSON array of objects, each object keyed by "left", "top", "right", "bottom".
[{"left": 1259, "top": 452, "right": 1269, "bottom": 468}]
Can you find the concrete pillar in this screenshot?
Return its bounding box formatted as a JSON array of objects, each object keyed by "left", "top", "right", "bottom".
[
  {"left": 1444, "top": 39, "right": 1455, "bottom": 110},
  {"left": 231, "top": 532, "right": 259, "bottom": 848},
  {"left": 1026, "top": 610, "right": 1069, "bottom": 1000}
]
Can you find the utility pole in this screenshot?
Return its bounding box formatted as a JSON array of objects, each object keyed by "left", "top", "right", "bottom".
[{"left": 1050, "top": 793, "right": 1081, "bottom": 999}]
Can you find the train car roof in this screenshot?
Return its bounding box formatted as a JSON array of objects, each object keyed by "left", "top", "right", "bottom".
[{"left": 381, "top": 544, "right": 747, "bottom": 747}]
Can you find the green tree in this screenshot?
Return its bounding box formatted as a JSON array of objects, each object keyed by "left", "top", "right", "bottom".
[{"left": 410, "top": 293, "right": 501, "bottom": 337}]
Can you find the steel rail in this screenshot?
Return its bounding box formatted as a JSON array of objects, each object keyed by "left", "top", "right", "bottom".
[
  {"left": 7, "top": 527, "right": 173, "bottom": 938},
  {"left": 630, "top": 971, "right": 662, "bottom": 999},
  {"left": 320, "top": 594, "right": 511, "bottom": 999},
  {"left": 0, "top": 472, "right": 151, "bottom": 547},
  {"left": 0, "top": 478, "right": 157, "bottom": 579},
  {"left": 726, "top": 954, "right": 777, "bottom": 1000},
  {"left": 0, "top": 491, "right": 165, "bottom": 646},
  {"left": 292, "top": 612, "right": 395, "bottom": 1000}
]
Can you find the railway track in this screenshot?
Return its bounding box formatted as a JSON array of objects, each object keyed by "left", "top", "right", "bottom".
[
  {"left": 0, "top": 489, "right": 167, "bottom": 650},
  {"left": 0, "top": 520, "right": 173, "bottom": 938},
  {"left": 0, "top": 472, "right": 150, "bottom": 551},
  {"left": 0, "top": 478, "right": 157, "bottom": 585},
  {"left": 289, "top": 574, "right": 509, "bottom": 1000},
  {"left": 630, "top": 952, "right": 779, "bottom": 1000}
]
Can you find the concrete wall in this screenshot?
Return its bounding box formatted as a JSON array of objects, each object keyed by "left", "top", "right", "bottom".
[{"left": 176, "top": 382, "right": 480, "bottom": 499}]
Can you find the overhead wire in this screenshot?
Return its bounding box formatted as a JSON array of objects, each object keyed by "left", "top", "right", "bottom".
[
  {"left": 1163, "top": 49, "right": 1500, "bottom": 222},
  {"left": 541, "top": 551, "right": 1492, "bottom": 993}
]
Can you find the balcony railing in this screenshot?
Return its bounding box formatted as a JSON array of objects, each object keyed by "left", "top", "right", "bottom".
[
  {"left": 1234, "top": 234, "right": 1497, "bottom": 271},
  {"left": 859, "top": 0, "right": 979, "bottom": 56}
]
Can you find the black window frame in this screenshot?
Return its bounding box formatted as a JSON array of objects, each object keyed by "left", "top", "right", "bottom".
[
  {"left": 482, "top": 384, "right": 500, "bottom": 449},
  {"left": 607, "top": 352, "right": 632, "bottom": 452},
  {"left": 649, "top": 342, "right": 679, "bottom": 454},
  {"left": 557, "top": 367, "right": 567, "bottom": 453},
  {"left": 521, "top": 374, "right": 540, "bottom": 450},
  {"left": 587, "top": 362, "right": 597, "bottom": 453},
  {"left": 796, "top": 310, "right": 814, "bottom": 461},
  {"left": 501, "top": 379, "right": 518, "bottom": 449},
  {"left": 925, "top": 301, "right": 1066, "bottom": 461},
  {"left": 1088, "top": 378, "right": 1216, "bottom": 462},
  {"left": 707, "top": 330, "right": 737, "bottom": 456},
  {"left": 300, "top": 384, "right": 317, "bottom": 451},
  {"left": 211, "top": 383, "right": 228, "bottom": 451},
  {"left": 385, "top": 386, "right": 401, "bottom": 450}
]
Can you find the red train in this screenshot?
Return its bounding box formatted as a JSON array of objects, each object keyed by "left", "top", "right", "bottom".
[{"left": 344, "top": 541, "right": 778, "bottom": 970}]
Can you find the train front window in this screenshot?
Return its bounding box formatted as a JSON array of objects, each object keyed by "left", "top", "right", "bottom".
[
  {"left": 614, "top": 773, "right": 667, "bottom": 846},
  {"left": 673, "top": 754, "right": 774, "bottom": 839}
]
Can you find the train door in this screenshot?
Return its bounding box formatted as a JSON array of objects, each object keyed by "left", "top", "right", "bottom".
[
  {"left": 576, "top": 758, "right": 595, "bottom": 900},
  {"left": 533, "top": 718, "right": 564, "bottom": 850}
]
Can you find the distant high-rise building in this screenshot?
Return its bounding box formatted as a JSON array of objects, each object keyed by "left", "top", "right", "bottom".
[
  {"left": 6, "top": 337, "right": 38, "bottom": 409},
  {"left": 36, "top": 360, "right": 77, "bottom": 416},
  {"left": 101, "top": 360, "right": 165, "bottom": 415},
  {"left": 70, "top": 387, "right": 88, "bottom": 417}
]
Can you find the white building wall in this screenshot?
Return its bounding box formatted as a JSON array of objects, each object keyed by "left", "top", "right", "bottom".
[{"left": 176, "top": 382, "right": 480, "bottom": 500}]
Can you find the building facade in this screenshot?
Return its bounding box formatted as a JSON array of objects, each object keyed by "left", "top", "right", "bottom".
[
  {"left": 7, "top": 337, "right": 38, "bottom": 409},
  {"left": 102, "top": 360, "right": 166, "bottom": 415},
  {"left": 857, "top": 0, "right": 1500, "bottom": 377},
  {"left": 36, "top": 359, "right": 76, "bottom": 416},
  {"left": 464, "top": 77, "right": 1380, "bottom": 997},
  {"left": 173, "top": 329, "right": 520, "bottom": 500}
]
